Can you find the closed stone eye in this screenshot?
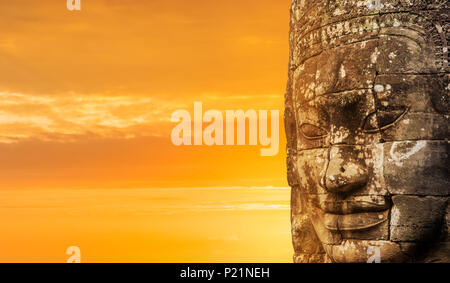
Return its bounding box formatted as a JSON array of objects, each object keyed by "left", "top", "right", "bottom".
[
  {"left": 299, "top": 123, "right": 329, "bottom": 140},
  {"left": 362, "top": 107, "right": 409, "bottom": 133}
]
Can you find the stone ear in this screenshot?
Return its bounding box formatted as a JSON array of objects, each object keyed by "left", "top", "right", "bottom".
[{"left": 285, "top": 106, "right": 300, "bottom": 187}]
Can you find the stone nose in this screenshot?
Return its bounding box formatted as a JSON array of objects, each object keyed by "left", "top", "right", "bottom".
[{"left": 324, "top": 147, "right": 368, "bottom": 194}]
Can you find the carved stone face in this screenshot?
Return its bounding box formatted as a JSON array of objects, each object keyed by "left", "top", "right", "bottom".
[{"left": 286, "top": 0, "right": 449, "bottom": 263}]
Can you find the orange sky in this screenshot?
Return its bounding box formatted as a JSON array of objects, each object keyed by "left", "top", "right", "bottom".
[
  {"left": 0, "top": 0, "right": 292, "bottom": 262},
  {"left": 0, "top": 0, "right": 291, "bottom": 189}
]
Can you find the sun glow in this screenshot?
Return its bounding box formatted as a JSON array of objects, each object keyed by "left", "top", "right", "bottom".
[{"left": 0, "top": 0, "right": 292, "bottom": 262}]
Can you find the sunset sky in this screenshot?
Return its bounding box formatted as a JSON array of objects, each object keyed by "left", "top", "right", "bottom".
[{"left": 0, "top": 0, "right": 292, "bottom": 262}]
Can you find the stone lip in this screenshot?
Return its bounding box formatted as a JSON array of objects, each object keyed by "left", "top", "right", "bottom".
[
  {"left": 319, "top": 206, "right": 390, "bottom": 232},
  {"left": 319, "top": 195, "right": 391, "bottom": 214},
  {"left": 323, "top": 211, "right": 389, "bottom": 232}
]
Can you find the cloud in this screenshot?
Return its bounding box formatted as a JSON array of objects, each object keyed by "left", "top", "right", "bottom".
[{"left": 0, "top": 92, "right": 181, "bottom": 143}]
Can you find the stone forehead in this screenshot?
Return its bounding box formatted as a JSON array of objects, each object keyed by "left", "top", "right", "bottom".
[
  {"left": 290, "top": 0, "right": 449, "bottom": 28},
  {"left": 289, "top": 1, "right": 449, "bottom": 73},
  {"left": 289, "top": 1, "right": 449, "bottom": 112}
]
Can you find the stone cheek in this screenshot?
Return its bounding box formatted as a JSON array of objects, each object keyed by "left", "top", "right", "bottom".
[
  {"left": 296, "top": 149, "right": 328, "bottom": 195},
  {"left": 390, "top": 196, "right": 447, "bottom": 242},
  {"left": 291, "top": 185, "right": 330, "bottom": 263},
  {"left": 383, "top": 141, "right": 449, "bottom": 196}
]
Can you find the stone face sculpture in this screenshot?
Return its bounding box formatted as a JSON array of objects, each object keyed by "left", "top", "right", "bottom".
[{"left": 285, "top": 0, "right": 449, "bottom": 263}]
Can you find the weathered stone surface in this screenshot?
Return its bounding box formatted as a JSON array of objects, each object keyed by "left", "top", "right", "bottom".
[
  {"left": 286, "top": 0, "right": 449, "bottom": 263},
  {"left": 323, "top": 240, "right": 410, "bottom": 263},
  {"left": 291, "top": 211, "right": 326, "bottom": 253},
  {"left": 377, "top": 28, "right": 438, "bottom": 74},
  {"left": 374, "top": 74, "right": 450, "bottom": 114},
  {"left": 297, "top": 91, "right": 378, "bottom": 147},
  {"left": 446, "top": 203, "right": 450, "bottom": 242},
  {"left": 293, "top": 253, "right": 330, "bottom": 264},
  {"left": 379, "top": 113, "right": 450, "bottom": 141},
  {"left": 291, "top": 186, "right": 329, "bottom": 261},
  {"left": 285, "top": 92, "right": 299, "bottom": 187},
  {"left": 390, "top": 196, "right": 447, "bottom": 242},
  {"left": 383, "top": 141, "right": 449, "bottom": 196},
  {"left": 423, "top": 242, "right": 450, "bottom": 263}
]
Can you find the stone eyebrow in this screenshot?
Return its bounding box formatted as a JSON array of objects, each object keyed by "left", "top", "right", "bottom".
[{"left": 361, "top": 106, "right": 410, "bottom": 133}]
